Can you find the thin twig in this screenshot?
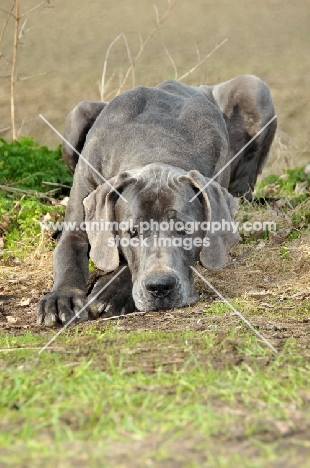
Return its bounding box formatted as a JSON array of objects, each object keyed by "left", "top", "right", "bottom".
[
  {"left": 42, "top": 181, "right": 71, "bottom": 189},
  {"left": 0, "top": 118, "right": 37, "bottom": 134},
  {"left": 178, "top": 38, "right": 228, "bottom": 81},
  {"left": 16, "top": 116, "right": 25, "bottom": 139},
  {"left": 98, "top": 69, "right": 116, "bottom": 99},
  {"left": 0, "top": 124, "right": 14, "bottom": 134},
  {"left": 0, "top": 71, "right": 49, "bottom": 81},
  {"left": 18, "top": 18, "right": 27, "bottom": 39},
  {"left": 20, "top": 1, "right": 45, "bottom": 18},
  {"left": 97, "top": 310, "right": 148, "bottom": 322},
  {"left": 100, "top": 33, "right": 134, "bottom": 101},
  {"left": 104, "top": 86, "right": 123, "bottom": 101},
  {"left": 153, "top": 5, "right": 178, "bottom": 79},
  {"left": 0, "top": 184, "right": 57, "bottom": 202},
  {"left": 0, "top": 3, "right": 15, "bottom": 45},
  {"left": 0, "top": 7, "right": 16, "bottom": 19},
  {"left": 194, "top": 42, "right": 201, "bottom": 62},
  {"left": 18, "top": 71, "right": 48, "bottom": 81}
]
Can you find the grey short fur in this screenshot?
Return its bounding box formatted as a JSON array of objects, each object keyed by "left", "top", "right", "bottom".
[{"left": 37, "top": 75, "right": 276, "bottom": 326}]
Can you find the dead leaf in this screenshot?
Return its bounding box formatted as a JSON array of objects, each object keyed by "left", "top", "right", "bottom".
[
  {"left": 0, "top": 214, "right": 9, "bottom": 231},
  {"left": 19, "top": 298, "right": 31, "bottom": 307},
  {"left": 260, "top": 302, "right": 274, "bottom": 309},
  {"left": 295, "top": 181, "right": 308, "bottom": 194},
  {"left": 248, "top": 291, "right": 273, "bottom": 299}
]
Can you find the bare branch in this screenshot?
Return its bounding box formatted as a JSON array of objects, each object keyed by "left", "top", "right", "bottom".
[{"left": 178, "top": 38, "right": 228, "bottom": 82}]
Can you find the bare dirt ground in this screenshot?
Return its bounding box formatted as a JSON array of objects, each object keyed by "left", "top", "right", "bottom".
[{"left": 1, "top": 231, "right": 310, "bottom": 347}]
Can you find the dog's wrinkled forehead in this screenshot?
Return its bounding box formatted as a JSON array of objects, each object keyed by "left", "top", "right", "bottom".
[{"left": 116, "top": 164, "right": 200, "bottom": 219}]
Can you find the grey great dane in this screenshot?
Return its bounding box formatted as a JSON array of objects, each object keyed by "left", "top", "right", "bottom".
[{"left": 37, "top": 75, "right": 276, "bottom": 326}]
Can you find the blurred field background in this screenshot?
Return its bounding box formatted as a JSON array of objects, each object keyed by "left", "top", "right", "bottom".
[{"left": 0, "top": 0, "right": 309, "bottom": 176}]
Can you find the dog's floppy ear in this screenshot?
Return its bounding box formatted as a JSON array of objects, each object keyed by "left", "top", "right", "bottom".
[
  {"left": 62, "top": 101, "right": 106, "bottom": 173},
  {"left": 182, "top": 170, "right": 240, "bottom": 270},
  {"left": 83, "top": 173, "right": 134, "bottom": 272}
]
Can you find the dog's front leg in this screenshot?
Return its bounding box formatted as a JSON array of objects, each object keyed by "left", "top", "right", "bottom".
[{"left": 37, "top": 230, "right": 89, "bottom": 326}]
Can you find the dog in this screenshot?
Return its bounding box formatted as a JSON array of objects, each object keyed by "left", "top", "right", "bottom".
[{"left": 37, "top": 75, "right": 276, "bottom": 326}]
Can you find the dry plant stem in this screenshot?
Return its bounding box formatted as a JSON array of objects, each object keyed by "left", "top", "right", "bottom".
[
  {"left": 0, "top": 118, "right": 36, "bottom": 135},
  {"left": 178, "top": 38, "right": 228, "bottom": 81},
  {"left": 42, "top": 181, "right": 71, "bottom": 189},
  {"left": 101, "top": 33, "right": 134, "bottom": 101},
  {"left": 153, "top": 5, "right": 178, "bottom": 79},
  {"left": 0, "top": 184, "right": 57, "bottom": 202},
  {"left": 21, "top": 1, "right": 45, "bottom": 18},
  {"left": 0, "top": 3, "right": 15, "bottom": 45},
  {"left": 115, "top": 0, "right": 179, "bottom": 96},
  {"left": 11, "top": 0, "right": 19, "bottom": 140}
]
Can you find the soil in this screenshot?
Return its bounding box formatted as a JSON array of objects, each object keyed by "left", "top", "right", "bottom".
[{"left": 1, "top": 234, "right": 309, "bottom": 346}]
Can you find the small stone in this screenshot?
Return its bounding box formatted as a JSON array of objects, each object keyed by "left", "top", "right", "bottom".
[{"left": 6, "top": 316, "right": 17, "bottom": 324}]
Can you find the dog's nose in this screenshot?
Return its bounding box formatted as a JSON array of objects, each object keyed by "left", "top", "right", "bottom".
[{"left": 145, "top": 273, "right": 177, "bottom": 299}]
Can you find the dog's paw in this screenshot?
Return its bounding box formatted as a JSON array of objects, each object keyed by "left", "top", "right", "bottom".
[
  {"left": 88, "top": 269, "right": 135, "bottom": 317},
  {"left": 37, "top": 289, "right": 88, "bottom": 326}
]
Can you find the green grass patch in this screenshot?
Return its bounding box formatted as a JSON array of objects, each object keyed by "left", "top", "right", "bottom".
[
  {"left": 0, "top": 326, "right": 309, "bottom": 466},
  {"left": 256, "top": 164, "right": 310, "bottom": 204},
  {"left": 0, "top": 137, "right": 72, "bottom": 256},
  {"left": 0, "top": 137, "right": 72, "bottom": 191}
]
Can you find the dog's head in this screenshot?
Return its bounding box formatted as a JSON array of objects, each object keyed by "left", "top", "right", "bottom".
[{"left": 83, "top": 164, "right": 239, "bottom": 311}]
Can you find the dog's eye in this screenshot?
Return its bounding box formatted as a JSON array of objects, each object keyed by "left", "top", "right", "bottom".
[
  {"left": 176, "top": 228, "right": 187, "bottom": 236},
  {"left": 128, "top": 228, "right": 139, "bottom": 238}
]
